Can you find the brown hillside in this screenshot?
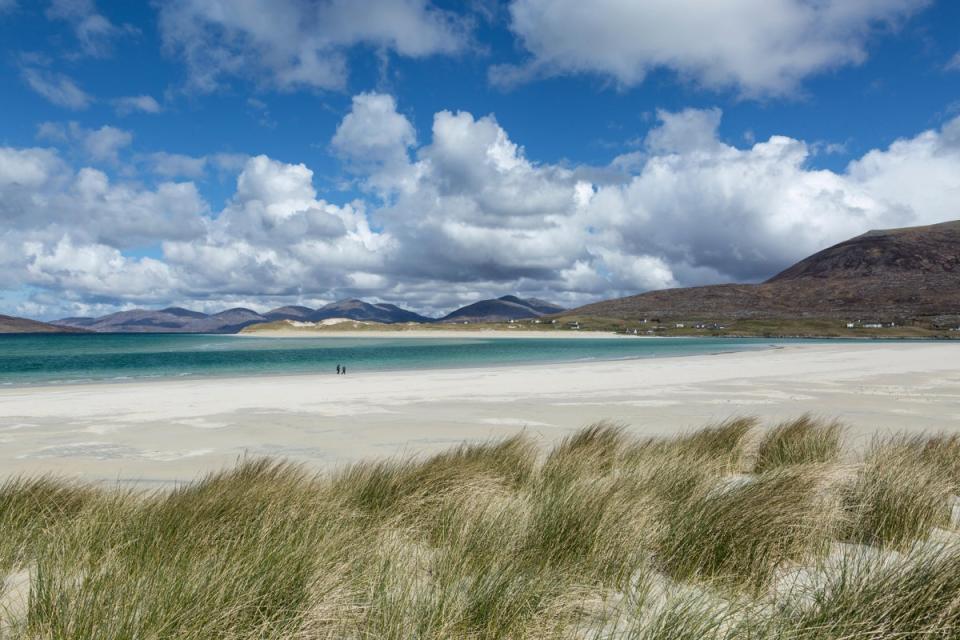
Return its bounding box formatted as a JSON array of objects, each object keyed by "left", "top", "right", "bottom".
[{"left": 567, "top": 221, "right": 960, "bottom": 323}]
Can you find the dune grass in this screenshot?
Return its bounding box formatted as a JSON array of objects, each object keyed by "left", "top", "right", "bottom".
[
  {"left": 752, "top": 415, "right": 843, "bottom": 473},
  {"left": 840, "top": 435, "right": 954, "bottom": 548},
  {"left": 2, "top": 418, "right": 959, "bottom": 639}
]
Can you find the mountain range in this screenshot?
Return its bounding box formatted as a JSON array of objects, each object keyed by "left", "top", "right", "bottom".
[
  {"left": 565, "top": 220, "right": 960, "bottom": 326},
  {"left": 44, "top": 296, "right": 563, "bottom": 334}
]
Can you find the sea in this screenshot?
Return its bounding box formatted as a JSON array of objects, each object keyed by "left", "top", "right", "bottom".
[{"left": 0, "top": 333, "right": 830, "bottom": 387}]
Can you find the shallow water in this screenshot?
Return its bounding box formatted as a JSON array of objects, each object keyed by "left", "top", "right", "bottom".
[{"left": 0, "top": 333, "right": 834, "bottom": 386}]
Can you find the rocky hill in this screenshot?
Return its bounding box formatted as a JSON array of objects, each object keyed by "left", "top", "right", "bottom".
[{"left": 566, "top": 221, "right": 960, "bottom": 325}]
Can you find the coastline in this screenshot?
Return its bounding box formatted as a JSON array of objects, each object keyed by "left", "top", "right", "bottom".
[{"left": 2, "top": 342, "right": 959, "bottom": 486}]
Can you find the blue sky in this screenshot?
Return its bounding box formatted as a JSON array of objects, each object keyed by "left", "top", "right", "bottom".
[{"left": 1, "top": 0, "right": 959, "bottom": 319}]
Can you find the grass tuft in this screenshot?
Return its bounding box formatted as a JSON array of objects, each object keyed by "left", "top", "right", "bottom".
[
  {"left": 840, "top": 436, "right": 953, "bottom": 548},
  {"left": 753, "top": 415, "right": 843, "bottom": 473}
]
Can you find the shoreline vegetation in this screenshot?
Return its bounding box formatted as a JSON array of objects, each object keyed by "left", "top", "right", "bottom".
[
  {"left": 239, "top": 317, "right": 959, "bottom": 339},
  {"left": 4, "top": 417, "right": 960, "bottom": 638}
]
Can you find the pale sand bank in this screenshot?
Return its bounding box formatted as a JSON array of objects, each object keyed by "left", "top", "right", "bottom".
[{"left": 1, "top": 342, "right": 958, "bottom": 485}]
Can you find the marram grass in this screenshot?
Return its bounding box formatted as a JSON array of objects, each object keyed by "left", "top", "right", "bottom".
[{"left": 2, "top": 419, "right": 960, "bottom": 639}]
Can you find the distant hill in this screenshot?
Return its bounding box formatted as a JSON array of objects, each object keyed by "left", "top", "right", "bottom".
[
  {"left": 310, "top": 299, "right": 435, "bottom": 323},
  {"left": 54, "top": 299, "right": 434, "bottom": 333},
  {"left": 54, "top": 307, "right": 270, "bottom": 333},
  {"left": 264, "top": 306, "right": 314, "bottom": 321},
  {"left": 0, "top": 314, "right": 86, "bottom": 334},
  {"left": 440, "top": 295, "right": 565, "bottom": 323},
  {"left": 565, "top": 220, "right": 960, "bottom": 325}
]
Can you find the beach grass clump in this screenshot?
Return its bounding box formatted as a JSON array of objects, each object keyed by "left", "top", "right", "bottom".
[
  {"left": 905, "top": 432, "right": 960, "bottom": 492},
  {"left": 657, "top": 465, "right": 838, "bottom": 591},
  {"left": 3, "top": 417, "right": 960, "bottom": 639},
  {"left": 332, "top": 434, "right": 537, "bottom": 519},
  {"left": 670, "top": 417, "right": 756, "bottom": 469},
  {"left": 753, "top": 415, "right": 843, "bottom": 473},
  {"left": 840, "top": 437, "right": 953, "bottom": 548},
  {"left": 0, "top": 477, "right": 100, "bottom": 570},
  {"left": 20, "top": 460, "right": 342, "bottom": 639},
  {"left": 775, "top": 543, "right": 960, "bottom": 639}
]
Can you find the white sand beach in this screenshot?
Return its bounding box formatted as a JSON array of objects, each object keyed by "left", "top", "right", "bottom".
[{"left": 1, "top": 342, "right": 958, "bottom": 485}]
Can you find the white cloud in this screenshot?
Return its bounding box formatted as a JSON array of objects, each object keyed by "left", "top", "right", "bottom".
[
  {"left": 21, "top": 67, "right": 92, "bottom": 109},
  {"left": 37, "top": 121, "right": 133, "bottom": 164},
  {"left": 331, "top": 92, "right": 418, "bottom": 193},
  {"left": 115, "top": 95, "right": 163, "bottom": 115},
  {"left": 147, "top": 152, "right": 207, "bottom": 179},
  {"left": 83, "top": 125, "right": 133, "bottom": 162},
  {"left": 0, "top": 145, "right": 206, "bottom": 250},
  {"left": 644, "top": 108, "right": 723, "bottom": 154},
  {"left": 160, "top": 155, "right": 389, "bottom": 299},
  {"left": 493, "top": 0, "right": 930, "bottom": 95},
  {"left": 23, "top": 237, "right": 175, "bottom": 300},
  {"left": 157, "top": 0, "right": 471, "bottom": 93}
]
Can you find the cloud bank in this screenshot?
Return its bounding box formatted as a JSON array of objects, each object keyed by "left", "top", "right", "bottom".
[{"left": 3, "top": 94, "right": 959, "bottom": 318}]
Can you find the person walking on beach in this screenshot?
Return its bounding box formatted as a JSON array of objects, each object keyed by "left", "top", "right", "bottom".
[
  {"left": 342, "top": 365, "right": 347, "bottom": 375},
  {"left": 336, "top": 364, "right": 341, "bottom": 375}
]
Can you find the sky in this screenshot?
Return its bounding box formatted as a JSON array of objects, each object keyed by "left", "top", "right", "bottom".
[{"left": 1, "top": 0, "right": 959, "bottom": 320}]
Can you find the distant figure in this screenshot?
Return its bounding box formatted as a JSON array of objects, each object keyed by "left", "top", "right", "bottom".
[
  {"left": 336, "top": 364, "right": 341, "bottom": 375},
  {"left": 342, "top": 365, "right": 347, "bottom": 375}
]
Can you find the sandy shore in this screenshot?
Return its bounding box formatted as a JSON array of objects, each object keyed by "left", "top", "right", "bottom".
[{"left": 1, "top": 342, "right": 958, "bottom": 485}]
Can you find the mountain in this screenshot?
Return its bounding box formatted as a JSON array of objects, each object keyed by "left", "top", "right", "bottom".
[
  {"left": 0, "top": 314, "right": 87, "bottom": 334},
  {"left": 54, "top": 307, "right": 270, "bottom": 333},
  {"left": 440, "top": 295, "right": 566, "bottom": 323},
  {"left": 210, "top": 308, "right": 270, "bottom": 333},
  {"left": 565, "top": 220, "right": 960, "bottom": 324},
  {"left": 310, "top": 299, "right": 435, "bottom": 323},
  {"left": 264, "top": 305, "right": 315, "bottom": 321}
]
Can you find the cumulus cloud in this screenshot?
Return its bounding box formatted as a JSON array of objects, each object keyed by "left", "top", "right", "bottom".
[
  {"left": 4, "top": 95, "right": 960, "bottom": 319},
  {"left": 21, "top": 67, "right": 92, "bottom": 109},
  {"left": 331, "top": 92, "right": 418, "bottom": 193},
  {"left": 162, "top": 154, "right": 388, "bottom": 298},
  {"left": 157, "top": 0, "right": 471, "bottom": 92},
  {"left": 115, "top": 95, "right": 163, "bottom": 115},
  {"left": 493, "top": 0, "right": 930, "bottom": 95},
  {"left": 0, "top": 145, "right": 206, "bottom": 251}
]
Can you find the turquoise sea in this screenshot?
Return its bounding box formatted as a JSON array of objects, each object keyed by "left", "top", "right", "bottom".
[{"left": 0, "top": 334, "right": 828, "bottom": 386}]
